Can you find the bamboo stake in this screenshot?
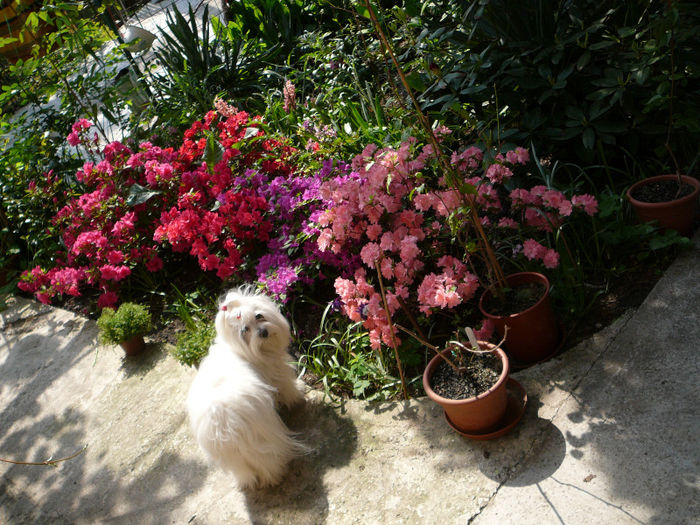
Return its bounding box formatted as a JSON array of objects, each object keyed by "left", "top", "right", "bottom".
[
  {"left": 374, "top": 261, "right": 409, "bottom": 399},
  {"left": 362, "top": 0, "right": 508, "bottom": 290}
]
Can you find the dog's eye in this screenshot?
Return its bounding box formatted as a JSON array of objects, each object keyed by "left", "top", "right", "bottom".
[{"left": 255, "top": 313, "right": 265, "bottom": 321}]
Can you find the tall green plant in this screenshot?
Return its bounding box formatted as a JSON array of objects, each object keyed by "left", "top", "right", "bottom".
[{"left": 151, "top": 5, "right": 281, "bottom": 127}]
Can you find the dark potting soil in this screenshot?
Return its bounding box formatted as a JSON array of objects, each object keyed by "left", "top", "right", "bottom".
[
  {"left": 483, "top": 282, "right": 545, "bottom": 317},
  {"left": 430, "top": 352, "right": 502, "bottom": 400},
  {"left": 630, "top": 179, "right": 695, "bottom": 203}
]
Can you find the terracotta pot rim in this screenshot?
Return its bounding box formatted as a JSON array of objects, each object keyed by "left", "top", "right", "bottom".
[
  {"left": 423, "top": 343, "right": 509, "bottom": 406},
  {"left": 626, "top": 174, "right": 700, "bottom": 208},
  {"left": 478, "top": 272, "right": 550, "bottom": 320}
]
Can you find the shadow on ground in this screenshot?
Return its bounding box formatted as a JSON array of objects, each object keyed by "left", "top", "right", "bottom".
[
  {"left": 0, "top": 301, "right": 209, "bottom": 523},
  {"left": 241, "top": 396, "right": 358, "bottom": 525}
]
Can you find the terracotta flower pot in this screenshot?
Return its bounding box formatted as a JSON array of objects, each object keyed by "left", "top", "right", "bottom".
[
  {"left": 479, "top": 272, "right": 560, "bottom": 365},
  {"left": 626, "top": 174, "right": 700, "bottom": 237},
  {"left": 423, "top": 342, "right": 509, "bottom": 434},
  {"left": 120, "top": 335, "right": 146, "bottom": 356}
]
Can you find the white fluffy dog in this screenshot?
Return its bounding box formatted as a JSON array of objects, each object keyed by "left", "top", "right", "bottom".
[{"left": 187, "top": 287, "right": 306, "bottom": 488}]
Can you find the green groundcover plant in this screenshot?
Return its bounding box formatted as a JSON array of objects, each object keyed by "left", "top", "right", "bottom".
[{"left": 172, "top": 322, "right": 215, "bottom": 367}]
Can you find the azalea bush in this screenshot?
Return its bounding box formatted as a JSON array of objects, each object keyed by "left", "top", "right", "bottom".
[
  {"left": 17, "top": 104, "right": 347, "bottom": 307},
  {"left": 315, "top": 138, "right": 598, "bottom": 351}
]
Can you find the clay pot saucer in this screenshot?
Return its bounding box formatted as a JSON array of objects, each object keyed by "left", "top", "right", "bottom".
[{"left": 443, "top": 378, "right": 527, "bottom": 440}]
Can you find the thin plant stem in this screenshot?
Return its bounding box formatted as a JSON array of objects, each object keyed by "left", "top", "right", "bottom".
[
  {"left": 663, "top": 0, "right": 682, "bottom": 197},
  {"left": 394, "top": 323, "right": 461, "bottom": 371},
  {"left": 0, "top": 445, "right": 87, "bottom": 467},
  {"left": 374, "top": 261, "right": 409, "bottom": 399},
  {"left": 362, "top": 0, "right": 508, "bottom": 291}
]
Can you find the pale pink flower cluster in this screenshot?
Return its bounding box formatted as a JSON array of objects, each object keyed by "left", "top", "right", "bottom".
[
  {"left": 318, "top": 142, "right": 480, "bottom": 348},
  {"left": 213, "top": 97, "right": 238, "bottom": 118},
  {"left": 417, "top": 256, "right": 479, "bottom": 315},
  {"left": 509, "top": 185, "right": 598, "bottom": 233},
  {"left": 522, "top": 239, "right": 560, "bottom": 269},
  {"left": 283, "top": 80, "right": 296, "bottom": 113},
  {"left": 317, "top": 140, "right": 599, "bottom": 348}
]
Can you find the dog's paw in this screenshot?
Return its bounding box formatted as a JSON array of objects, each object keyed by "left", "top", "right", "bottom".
[{"left": 277, "top": 380, "right": 306, "bottom": 408}]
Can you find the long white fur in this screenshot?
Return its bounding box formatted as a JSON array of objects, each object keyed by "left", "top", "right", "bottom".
[{"left": 187, "top": 287, "right": 306, "bottom": 488}]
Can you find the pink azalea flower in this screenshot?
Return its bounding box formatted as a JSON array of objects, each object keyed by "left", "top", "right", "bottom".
[
  {"left": 97, "top": 291, "right": 119, "bottom": 309},
  {"left": 505, "top": 147, "right": 529, "bottom": 165},
  {"left": 145, "top": 255, "right": 164, "bottom": 273},
  {"left": 473, "top": 319, "right": 495, "bottom": 341},
  {"left": 360, "top": 242, "right": 381, "bottom": 266},
  {"left": 485, "top": 163, "right": 513, "bottom": 184},
  {"left": 522, "top": 239, "right": 547, "bottom": 260},
  {"left": 100, "top": 264, "right": 131, "bottom": 281},
  {"left": 542, "top": 249, "right": 560, "bottom": 269},
  {"left": 498, "top": 217, "right": 518, "bottom": 229},
  {"left": 106, "top": 250, "right": 125, "bottom": 265},
  {"left": 572, "top": 194, "right": 599, "bottom": 216}
]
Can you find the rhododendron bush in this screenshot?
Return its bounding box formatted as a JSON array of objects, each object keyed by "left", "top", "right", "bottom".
[
  {"left": 316, "top": 141, "right": 598, "bottom": 349},
  {"left": 18, "top": 107, "right": 346, "bottom": 306}
]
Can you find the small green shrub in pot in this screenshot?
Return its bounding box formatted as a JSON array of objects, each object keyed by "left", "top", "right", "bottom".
[{"left": 97, "top": 303, "right": 152, "bottom": 353}]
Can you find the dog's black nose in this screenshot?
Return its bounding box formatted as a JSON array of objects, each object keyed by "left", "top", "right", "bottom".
[{"left": 257, "top": 327, "right": 269, "bottom": 338}]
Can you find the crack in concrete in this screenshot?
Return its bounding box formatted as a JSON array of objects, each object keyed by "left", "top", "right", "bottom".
[{"left": 468, "top": 309, "right": 636, "bottom": 524}]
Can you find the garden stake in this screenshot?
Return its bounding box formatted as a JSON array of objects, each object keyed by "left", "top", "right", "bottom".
[
  {"left": 374, "top": 261, "right": 409, "bottom": 399},
  {"left": 363, "top": 0, "right": 508, "bottom": 293},
  {"left": 663, "top": 0, "right": 683, "bottom": 198}
]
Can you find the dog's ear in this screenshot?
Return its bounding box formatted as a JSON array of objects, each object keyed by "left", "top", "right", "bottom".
[
  {"left": 215, "top": 290, "right": 243, "bottom": 343},
  {"left": 220, "top": 290, "right": 242, "bottom": 310}
]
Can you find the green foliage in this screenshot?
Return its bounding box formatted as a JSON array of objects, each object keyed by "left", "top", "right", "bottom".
[
  {"left": 150, "top": 5, "right": 281, "bottom": 127},
  {"left": 166, "top": 285, "right": 217, "bottom": 330},
  {"left": 261, "top": 8, "right": 413, "bottom": 155},
  {"left": 396, "top": 0, "right": 700, "bottom": 188},
  {"left": 223, "top": 0, "right": 314, "bottom": 58},
  {"left": 0, "top": 111, "right": 80, "bottom": 268},
  {"left": 298, "top": 303, "right": 416, "bottom": 401},
  {"left": 97, "top": 302, "right": 153, "bottom": 345},
  {"left": 0, "top": 1, "right": 141, "bottom": 272},
  {"left": 172, "top": 321, "right": 215, "bottom": 367}
]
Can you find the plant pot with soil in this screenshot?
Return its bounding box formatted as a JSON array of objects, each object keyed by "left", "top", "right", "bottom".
[
  {"left": 97, "top": 302, "right": 152, "bottom": 356},
  {"left": 478, "top": 272, "right": 561, "bottom": 366},
  {"left": 626, "top": 174, "right": 699, "bottom": 236},
  {"left": 422, "top": 330, "right": 526, "bottom": 439}
]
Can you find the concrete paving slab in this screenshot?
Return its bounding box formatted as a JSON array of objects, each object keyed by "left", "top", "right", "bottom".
[{"left": 1, "top": 232, "right": 698, "bottom": 524}]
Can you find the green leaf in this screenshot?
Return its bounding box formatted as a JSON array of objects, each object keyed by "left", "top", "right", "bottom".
[
  {"left": 204, "top": 133, "right": 225, "bottom": 169},
  {"left": 243, "top": 127, "right": 259, "bottom": 139},
  {"left": 126, "top": 184, "right": 162, "bottom": 207},
  {"left": 586, "top": 88, "right": 616, "bottom": 101},
  {"left": 565, "top": 105, "right": 585, "bottom": 121},
  {"left": 576, "top": 51, "right": 591, "bottom": 71},
  {"left": 405, "top": 71, "right": 427, "bottom": 92},
  {"left": 582, "top": 127, "right": 595, "bottom": 149}
]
